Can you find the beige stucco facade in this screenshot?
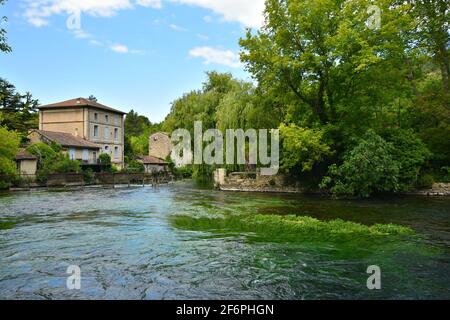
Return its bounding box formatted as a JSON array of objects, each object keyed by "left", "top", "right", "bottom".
[
  {"left": 39, "top": 107, "right": 125, "bottom": 168},
  {"left": 17, "top": 159, "right": 38, "bottom": 176}
]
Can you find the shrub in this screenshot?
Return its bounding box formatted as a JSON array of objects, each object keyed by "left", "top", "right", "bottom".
[
  {"left": 27, "top": 143, "right": 81, "bottom": 183},
  {"left": 0, "top": 126, "right": 20, "bottom": 189},
  {"left": 83, "top": 168, "right": 95, "bottom": 184},
  {"left": 440, "top": 167, "right": 450, "bottom": 182},
  {"left": 175, "top": 166, "right": 193, "bottom": 178},
  {"left": 382, "top": 129, "right": 431, "bottom": 189},
  {"left": 321, "top": 130, "right": 399, "bottom": 198},
  {"left": 415, "top": 174, "right": 435, "bottom": 189},
  {"left": 52, "top": 156, "right": 81, "bottom": 173},
  {"left": 124, "top": 160, "right": 145, "bottom": 173},
  {"left": 98, "top": 153, "right": 112, "bottom": 166}
]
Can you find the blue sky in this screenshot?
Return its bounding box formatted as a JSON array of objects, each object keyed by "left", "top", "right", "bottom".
[{"left": 0, "top": 0, "right": 265, "bottom": 122}]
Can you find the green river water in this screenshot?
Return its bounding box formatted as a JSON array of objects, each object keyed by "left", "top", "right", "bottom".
[{"left": 0, "top": 181, "right": 449, "bottom": 299}]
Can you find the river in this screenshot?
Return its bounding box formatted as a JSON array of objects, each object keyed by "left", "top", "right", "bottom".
[{"left": 0, "top": 182, "right": 449, "bottom": 299}]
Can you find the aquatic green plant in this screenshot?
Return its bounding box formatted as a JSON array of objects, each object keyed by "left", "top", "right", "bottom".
[{"left": 171, "top": 214, "right": 414, "bottom": 242}]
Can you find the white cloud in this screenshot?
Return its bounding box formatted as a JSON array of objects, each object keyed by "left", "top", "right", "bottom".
[
  {"left": 136, "top": 0, "right": 162, "bottom": 8},
  {"left": 22, "top": 0, "right": 162, "bottom": 26},
  {"left": 89, "top": 39, "right": 104, "bottom": 46},
  {"left": 110, "top": 44, "right": 145, "bottom": 54},
  {"left": 72, "top": 29, "right": 92, "bottom": 39},
  {"left": 110, "top": 44, "right": 130, "bottom": 53},
  {"left": 23, "top": 0, "right": 264, "bottom": 28},
  {"left": 172, "top": 0, "right": 265, "bottom": 28},
  {"left": 169, "top": 24, "right": 187, "bottom": 31},
  {"left": 189, "top": 46, "right": 241, "bottom": 68},
  {"left": 196, "top": 33, "right": 209, "bottom": 40}
]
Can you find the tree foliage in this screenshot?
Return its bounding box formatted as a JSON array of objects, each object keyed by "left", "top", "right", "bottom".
[
  {"left": 0, "top": 78, "right": 39, "bottom": 141},
  {"left": 320, "top": 130, "right": 400, "bottom": 198},
  {"left": 279, "top": 124, "right": 332, "bottom": 172},
  {"left": 0, "top": 125, "right": 20, "bottom": 188},
  {"left": 0, "top": 0, "right": 11, "bottom": 53},
  {"left": 124, "top": 110, "right": 161, "bottom": 159},
  {"left": 26, "top": 143, "right": 81, "bottom": 184}
]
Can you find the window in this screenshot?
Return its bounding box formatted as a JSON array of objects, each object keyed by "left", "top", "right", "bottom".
[
  {"left": 114, "top": 115, "right": 119, "bottom": 125},
  {"left": 69, "top": 148, "right": 76, "bottom": 160},
  {"left": 104, "top": 146, "right": 109, "bottom": 154},
  {"left": 105, "top": 115, "right": 109, "bottom": 123},
  {"left": 94, "top": 113, "right": 98, "bottom": 121},
  {"left": 94, "top": 125, "right": 99, "bottom": 137},
  {"left": 82, "top": 149, "right": 89, "bottom": 161},
  {"left": 104, "top": 127, "right": 109, "bottom": 139},
  {"left": 114, "top": 128, "right": 119, "bottom": 140},
  {"left": 114, "top": 146, "right": 119, "bottom": 159},
  {"left": 93, "top": 152, "right": 97, "bottom": 164}
]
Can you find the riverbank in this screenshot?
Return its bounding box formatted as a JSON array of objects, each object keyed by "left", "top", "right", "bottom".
[
  {"left": 219, "top": 183, "right": 450, "bottom": 196},
  {"left": 214, "top": 169, "right": 450, "bottom": 197}
]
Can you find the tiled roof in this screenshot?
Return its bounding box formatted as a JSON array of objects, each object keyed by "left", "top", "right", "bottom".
[
  {"left": 30, "top": 130, "right": 102, "bottom": 149},
  {"left": 15, "top": 150, "right": 37, "bottom": 161},
  {"left": 39, "top": 97, "right": 126, "bottom": 115},
  {"left": 138, "top": 155, "right": 168, "bottom": 165}
]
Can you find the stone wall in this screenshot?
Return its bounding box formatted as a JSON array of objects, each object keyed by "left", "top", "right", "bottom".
[
  {"left": 214, "top": 169, "right": 305, "bottom": 193},
  {"left": 409, "top": 183, "right": 450, "bottom": 196}
]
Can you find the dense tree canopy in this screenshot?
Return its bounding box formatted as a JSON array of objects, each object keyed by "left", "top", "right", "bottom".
[
  {"left": 159, "top": 0, "right": 449, "bottom": 196},
  {"left": 0, "top": 78, "right": 39, "bottom": 142},
  {"left": 124, "top": 110, "right": 161, "bottom": 159},
  {"left": 0, "top": 124, "right": 20, "bottom": 177}
]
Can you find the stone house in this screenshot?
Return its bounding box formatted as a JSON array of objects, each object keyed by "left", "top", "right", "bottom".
[
  {"left": 35, "top": 98, "right": 127, "bottom": 168},
  {"left": 28, "top": 129, "right": 102, "bottom": 164},
  {"left": 137, "top": 155, "right": 169, "bottom": 173},
  {"left": 15, "top": 150, "right": 38, "bottom": 176}
]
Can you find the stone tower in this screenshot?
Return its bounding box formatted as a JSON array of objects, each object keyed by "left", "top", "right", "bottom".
[{"left": 149, "top": 132, "right": 172, "bottom": 160}]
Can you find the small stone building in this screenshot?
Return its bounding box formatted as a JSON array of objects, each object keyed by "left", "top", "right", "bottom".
[
  {"left": 137, "top": 155, "right": 169, "bottom": 173},
  {"left": 15, "top": 150, "right": 38, "bottom": 176}
]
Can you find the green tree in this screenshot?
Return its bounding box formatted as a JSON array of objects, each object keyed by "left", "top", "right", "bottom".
[
  {"left": 0, "top": 78, "right": 39, "bottom": 141},
  {"left": 124, "top": 110, "right": 151, "bottom": 137},
  {"left": 240, "top": 0, "right": 414, "bottom": 127},
  {"left": 0, "top": 125, "right": 20, "bottom": 188},
  {"left": 279, "top": 124, "right": 332, "bottom": 172},
  {"left": 382, "top": 128, "right": 431, "bottom": 189},
  {"left": 0, "top": 0, "right": 11, "bottom": 53},
  {"left": 124, "top": 160, "right": 145, "bottom": 173},
  {"left": 88, "top": 95, "right": 98, "bottom": 102},
  {"left": 409, "top": 0, "right": 449, "bottom": 92},
  {"left": 320, "top": 130, "right": 399, "bottom": 198}
]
